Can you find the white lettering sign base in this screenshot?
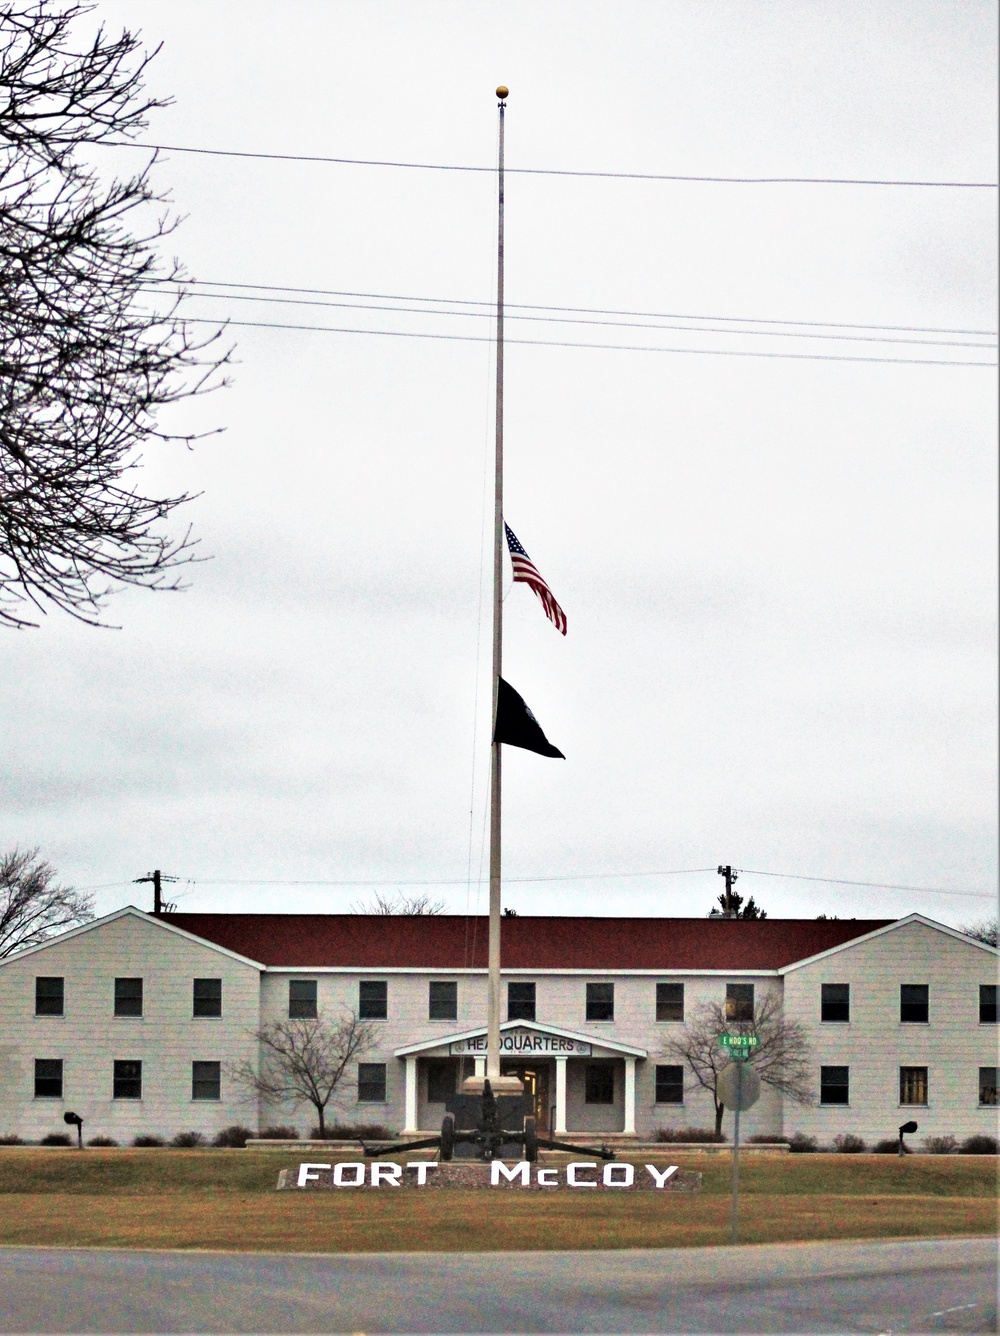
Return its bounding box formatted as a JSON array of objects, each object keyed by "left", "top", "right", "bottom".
[{"left": 277, "top": 1161, "right": 701, "bottom": 1192}]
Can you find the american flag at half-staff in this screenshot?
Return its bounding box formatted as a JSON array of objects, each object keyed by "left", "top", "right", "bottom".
[{"left": 504, "top": 522, "right": 568, "bottom": 635}]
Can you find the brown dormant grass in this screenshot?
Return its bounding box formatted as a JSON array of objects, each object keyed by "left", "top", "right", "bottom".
[{"left": 0, "top": 1191, "right": 993, "bottom": 1253}]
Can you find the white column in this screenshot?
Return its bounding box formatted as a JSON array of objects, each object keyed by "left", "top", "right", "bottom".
[
  {"left": 623, "top": 1057, "right": 636, "bottom": 1136},
  {"left": 474, "top": 1056, "right": 486, "bottom": 1078},
  {"left": 403, "top": 1056, "right": 418, "bottom": 1132},
  {"left": 555, "top": 1056, "right": 568, "bottom": 1135}
]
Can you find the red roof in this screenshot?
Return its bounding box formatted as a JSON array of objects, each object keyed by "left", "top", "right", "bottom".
[{"left": 160, "top": 913, "right": 892, "bottom": 970}]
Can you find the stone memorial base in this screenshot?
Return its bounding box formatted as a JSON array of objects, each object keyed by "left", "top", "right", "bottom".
[{"left": 277, "top": 1160, "right": 701, "bottom": 1192}]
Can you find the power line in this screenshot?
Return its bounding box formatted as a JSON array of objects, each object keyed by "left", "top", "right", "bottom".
[
  {"left": 102, "top": 140, "right": 998, "bottom": 188},
  {"left": 738, "top": 868, "right": 992, "bottom": 899},
  {"left": 80, "top": 870, "right": 994, "bottom": 902},
  {"left": 152, "top": 288, "right": 993, "bottom": 350},
  {"left": 152, "top": 868, "right": 716, "bottom": 888},
  {"left": 131, "top": 869, "right": 992, "bottom": 899},
  {"left": 158, "top": 278, "right": 998, "bottom": 338},
  {"left": 173, "top": 315, "right": 996, "bottom": 367}
]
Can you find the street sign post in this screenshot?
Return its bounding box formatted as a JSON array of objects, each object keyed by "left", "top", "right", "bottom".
[{"left": 717, "top": 1057, "right": 761, "bottom": 1245}]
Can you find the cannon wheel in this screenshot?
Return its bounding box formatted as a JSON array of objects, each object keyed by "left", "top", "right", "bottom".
[
  {"left": 523, "top": 1115, "right": 537, "bottom": 1162},
  {"left": 440, "top": 1112, "right": 455, "bottom": 1161}
]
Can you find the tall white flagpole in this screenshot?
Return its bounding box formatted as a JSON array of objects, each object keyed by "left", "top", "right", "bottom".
[{"left": 486, "top": 85, "right": 508, "bottom": 1087}]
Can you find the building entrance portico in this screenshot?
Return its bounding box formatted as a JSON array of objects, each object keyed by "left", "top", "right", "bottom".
[{"left": 396, "top": 1019, "right": 646, "bottom": 1136}]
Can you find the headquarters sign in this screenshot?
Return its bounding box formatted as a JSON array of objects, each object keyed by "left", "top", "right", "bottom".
[{"left": 450, "top": 1029, "right": 591, "bottom": 1056}]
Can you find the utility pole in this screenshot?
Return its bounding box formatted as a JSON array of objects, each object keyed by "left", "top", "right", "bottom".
[
  {"left": 717, "top": 865, "right": 738, "bottom": 917},
  {"left": 134, "top": 869, "right": 177, "bottom": 915}
]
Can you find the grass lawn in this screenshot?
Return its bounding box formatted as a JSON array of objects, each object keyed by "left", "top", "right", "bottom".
[{"left": 0, "top": 1150, "right": 995, "bottom": 1253}]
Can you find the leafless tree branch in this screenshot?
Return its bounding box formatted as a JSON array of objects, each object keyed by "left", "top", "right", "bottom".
[
  {"left": 0, "top": 845, "right": 93, "bottom": 956},
  {"left": 228, "top": 1011, "right": 380, "bottom": 1138},
  {"left": 0, "top": 1, "right": 231, "bottom": 627},
  {"left": 662, "top": 995, "right": 814, "bottom": 1135},
  {"left": 352, "top": 891, "right": 447, "bottom": 915},
  {"left": 959, "top": 917, "right": 998, "bottom": 948}
]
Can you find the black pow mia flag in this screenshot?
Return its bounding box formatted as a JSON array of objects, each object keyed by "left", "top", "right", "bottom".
[{"left": 493, "top": 678, "right": 565, "bottom": 759}]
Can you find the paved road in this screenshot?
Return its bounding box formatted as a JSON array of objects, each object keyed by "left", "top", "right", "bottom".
[{"left": 0, "top": 1236, "right": 994, "bottom": 1333}]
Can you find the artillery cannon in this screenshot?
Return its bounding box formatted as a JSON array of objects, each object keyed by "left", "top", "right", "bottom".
[{"left": 362, "top": 1078, "right": 615, "bottom": 1162}]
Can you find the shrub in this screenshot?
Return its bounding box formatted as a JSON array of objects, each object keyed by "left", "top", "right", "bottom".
[
  {"left": 833, "top": 1133, "right": 867, "bottom": 1153},
  {"left": 0, "top": 1134, "right": 24, "bottom": 1145},
  {"left": 132, "top": 1134, "right": 165, "bottom": 1147},
  {"left": 872, "top": 1138, "right": 902, "bottom": 1154},
  {"left": 311, "top": 1123, "right": 395, "bottom": 1141},
  {"left": 41, "top": 1133, "right": 72, "bottom": 1146},
  {"left": 787, "top": 1132, "right": 818, "bottom": 1153},
  {"left": 655, "top": 1127, "right": 725, "bottom": 1144},
  {"left": 747, "top": 1135, "right": 788, "bottom": 1144},
  {"left": 924, "top": 1135, "right": 958, "bottom": 1155},
  {"left": 959, "top": 1135, "right": 998, "bottom": 1155},
  {"left": 170, "top": 1131, "right": 206, "bottom": 1148},
  {"left": 259, "top": 1126, "right": 299, "bottom": 1140},
  {"left": 86, "top": 1136, "right": 118, "bottom": 1147},
  {"left": 212, "top": 1125, "right": 254, "bottom": 1148}
]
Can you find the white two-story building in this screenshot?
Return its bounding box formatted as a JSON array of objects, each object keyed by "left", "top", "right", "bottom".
[{"left": 0, "top": 908, "right": 996, "bottom": 1145}]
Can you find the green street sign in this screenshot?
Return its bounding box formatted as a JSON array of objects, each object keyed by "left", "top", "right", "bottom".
[{"left": 720, "top": 1033, "right": 759, "bottom": 1052}]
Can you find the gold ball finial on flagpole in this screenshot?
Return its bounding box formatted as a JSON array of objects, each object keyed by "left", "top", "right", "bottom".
[{"left": 496, "top": 85, "right": 508, "bottom": 101}]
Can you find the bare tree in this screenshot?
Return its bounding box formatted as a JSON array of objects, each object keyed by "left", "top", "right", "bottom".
[
  {"left": 662, "top": 994, "right": 813, "bottom": 1135},
  {"left": 0, "top": 1, "right": 229, "bottom": 628},
  {"left": 960, "top": 917, "right": 998, "bottom": 948},
  {"left": 352, "top": 891, "right": 446, "bottom": 915},
  {"left": 0, "top": 846, "right": 94, "bottom": 956},
  {"left": 229, "top": 1012, "right": 379, "bottom": 1138}
]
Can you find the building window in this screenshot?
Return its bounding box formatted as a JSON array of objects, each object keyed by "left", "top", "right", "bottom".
[
  {"left": 426, "top": 1059, "right": 457, "bottom": 1103},
  {"left": 192, "top": 1061, "right": 221, "bottom": 1101},
  {"left": 193, "top": 978, "right": 222, "bottom": 1018},
  {"left": 656, "top": 983, "right": 684, "bottom": 1022},
  {"left": 820, "top": 1065, "right": 850, "bottom": 1105},
  {"left": 899, "top": 1066, "right": 928, "bottom": 1106},
  {"left": 585, "top": 1062, "right": 615, "bottom": 1104},
  {"left": 980, "top": 985, "right": 997, "bottom": 1024},
  {"left": 654, "top": 1064, "right": 684, "bottom": 1103},
  {"left": 35, "top": 977, "right": 64, "bottom": 1017},
  {"left": 113, "top": 1060, "right": 142, "bottom": 1100},
  {"left": 429, "top": 981, "right": 457, "bottom": 1021},
  {"left": 508, "top": 982, "right": 536, "bottom": 1021},
  {"left": 725, "top": 984, "right": 754, "bottom": 1022},
  {"left": 114, "top": 978, "right": 143, "bottom": 1018},
  {"left": 359, "top": 980, "right": 388, "bottom": 1020},
  {"left": 979, "top": 1068, "right": 998, "bottom": 1106},
  {"left": 586, "top": 982, "right": 614, "bottom": 1022},
  {"left": 900, "top": 985, "right": 929, "bottom": 1024},
  {"left": 821, "top": 983, "right": 850, "bottom": 1023},
  {"left": 34, "top": 1059, "right": 63, "bottom": 1099},
  {"left": 288, "top": 980, "right": 317, "bottom": 1019},
  {"left": 358, "top": 1062, "right": 387, "bottom": 1103}
]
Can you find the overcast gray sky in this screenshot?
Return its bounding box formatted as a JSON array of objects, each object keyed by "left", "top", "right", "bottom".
[{"left": 2, "top": 1, "right": 996, "bottom": 929}]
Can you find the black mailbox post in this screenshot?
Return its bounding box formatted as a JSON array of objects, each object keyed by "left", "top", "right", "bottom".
[
  {"left": 63, "top": 1111, "right": 83, "bottom": 1149},
  {"left": 898, "top": 1120, "right": 918, "bottom": 1156}
]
